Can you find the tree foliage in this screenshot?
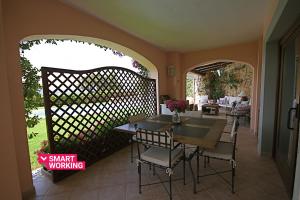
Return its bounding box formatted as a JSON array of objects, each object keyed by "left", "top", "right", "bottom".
[
  {"left": 186, "top": 78, "right": 194, "bottom": 97},
  {"left": 20, "top": 39, "right": 149, "bottom": 139},
  {"left": 20, "top": 39, "right": 125, "bottom": 56},
  {"left": 20, "top": 55, "right": 42, "bottom": 138},
  {"left": 202, "top": 69, "right": 241, "bottom": 100},
  {"left": 202, "top": 71, "right": 225, "bottom": 100}
]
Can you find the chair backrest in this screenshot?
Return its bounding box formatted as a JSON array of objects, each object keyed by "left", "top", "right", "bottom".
[
  {"left": 135, "top": 128, "right": 173, "bottom": 148},
  {"left": 230, "top": 118, "right": 237, "bottom": 138},
  {"left": 232, "top": 119, "right": 240, "bottom": 159},
  {"left": 232, "top": 119, "right": 239, "bottom": 140},
  {"left": 129, "top": 113, "right": 146, "bottom": 123}
]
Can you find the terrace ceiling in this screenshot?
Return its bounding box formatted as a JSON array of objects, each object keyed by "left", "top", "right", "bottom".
[{"left": 61, "top": 0, "right": 272, "bottom": 52}]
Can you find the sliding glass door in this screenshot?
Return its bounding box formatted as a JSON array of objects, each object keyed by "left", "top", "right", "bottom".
[{"left": 275, "top": 28, "right": 300, "bottom": 197}]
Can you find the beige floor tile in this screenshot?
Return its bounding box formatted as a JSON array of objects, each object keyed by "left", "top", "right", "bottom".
[
  {"left": 43, "top": 192, "right": 71, "bottom": 200},
  {"left": 31, "top": 122, "right": 289, "bottom": 200},
  {"left": 97, "top": 185, "right": 126, "bottom": 200},
  {"left": 28, "top": 196, "right": 44, "bottom": 200},
  {"left": 69, "top": 188, "right": 98, "bottom": 200}
]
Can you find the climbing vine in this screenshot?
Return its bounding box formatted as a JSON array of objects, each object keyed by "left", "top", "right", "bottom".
[{"left": 132, "top": 60, "right": 149, "bottom": 77}]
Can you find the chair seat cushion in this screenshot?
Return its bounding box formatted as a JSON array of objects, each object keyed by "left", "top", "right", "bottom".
[
  {"left": 219, "top": 133, "right": 232, "bottom": 143},
  {"left": 141, "top": 146, "right": 183, "bottom": 167},
  {"left": 223, "top": 125, "right": 231, "bottom": 133},
  {"left": 202, "top": 142, "right": 233, "bottom": 160}
]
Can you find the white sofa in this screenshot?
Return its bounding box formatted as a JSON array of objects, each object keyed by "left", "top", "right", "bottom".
[
  {"left": 218, "top": 96, "right": 242, "bottom": 108},
  {"left": 198, "top": 95, "right": 209, "bottom": 109},
  {"left": 196, "top": 95, "right": 250, "bottom": 110}
]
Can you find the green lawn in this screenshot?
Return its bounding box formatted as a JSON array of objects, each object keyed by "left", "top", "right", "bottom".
[
  {"left": 27, "top": 118, "right": 47, "bottom": 170},
  {"left": 27, "top": 108, "right": 130, "bottom": 171}
]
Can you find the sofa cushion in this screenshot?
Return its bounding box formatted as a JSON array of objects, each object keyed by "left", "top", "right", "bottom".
[
  {"left": 199, "top": 95, "right": 208, "bottom": 104},
  {"left": 219, "top": 97, "right": 226, "bottom": 105},
  {"left": 202, "top": 142, "right": 234, "bottom": 160},
  {"left": 224, "top": 96, "right": 230, "bottom": 105},
  {"left": 227, "top": 96, "right": 241, "bottom": 105}
]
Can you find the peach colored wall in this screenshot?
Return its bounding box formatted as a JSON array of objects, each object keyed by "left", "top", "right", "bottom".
[
  {"left": 2, "top": 0, "right": 167, "bottom": 197},
  {"left": 254, "top": 38, "right": 263, "bottom": 136},
  {"left": 166, "top": 52, "right": 183, "bottom": 99},
  {"left": 180, "top": 40, "right": 261, "bottom": 134},
  {"left": 3, "top": 0, "right": 168, "bottom": 92},
  {"left": 182, "top": 41, "right": 259, "bottom": 70},
  {"left": 1, "top": 0, "right": 264, "bottom": 197},
  {"left": 0, "top": 0, "right": 22, "bottom": 199}
]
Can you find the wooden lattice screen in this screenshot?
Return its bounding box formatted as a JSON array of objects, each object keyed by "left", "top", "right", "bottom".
[{"left": 41, "top": 66, "right": 157, "bottom": 182}]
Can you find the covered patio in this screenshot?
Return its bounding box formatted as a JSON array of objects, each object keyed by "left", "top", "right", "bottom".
[
  {"left": 1, "top": 0, "right": 300, "bottom": 200},
  {"left": 32, "top": 124, "right": 288, "bottom": 200}
]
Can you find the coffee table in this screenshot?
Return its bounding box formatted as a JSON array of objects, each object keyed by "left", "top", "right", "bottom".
[{"left": 202, "top": 103, "right": 219, "bottom": 115}]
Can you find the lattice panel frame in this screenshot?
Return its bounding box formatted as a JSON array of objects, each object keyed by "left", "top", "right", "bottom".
[{"left": 41, "top": 66, "right": 157, "bottom": 182}]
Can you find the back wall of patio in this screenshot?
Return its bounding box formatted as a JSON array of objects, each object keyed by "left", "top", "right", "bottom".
[
  {"left": 165, "top": 40, "right": 262, "bottom": 136},
  {"left": 1, "top": 0, "right": 264, "bottom": 198}
]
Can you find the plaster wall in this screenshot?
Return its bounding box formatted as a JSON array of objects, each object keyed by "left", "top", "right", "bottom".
[
  {"left": 166, "top": 52, "right": 183, "bottom": 99},
  {"left": 2, "top": 0, "right": 168, "bottom": 196},
  {"left": 0, "top": 0, "right": 22, "bottom": 199},
  {"left": 254, "top": 38, "right": 263, "bottom": 136},
  {"left": 1, "top": 0, "right": 265, "bottom": 197},
  {"left": 182, "top": 41, "right": 259, "bottom": 70},
  {"left": 180, "top": 40, "right": 261, "bottom": 134}
]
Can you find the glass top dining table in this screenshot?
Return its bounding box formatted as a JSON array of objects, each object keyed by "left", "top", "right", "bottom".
[{"left": 114, "top": 115, "right": 227, "bottom": 149}]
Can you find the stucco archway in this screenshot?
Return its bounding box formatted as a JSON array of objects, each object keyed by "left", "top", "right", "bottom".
[
  {"left": 184, "top": 59, "right": 254, "bottom": 99},
  {"left": 183, "top": 59, "right": 257, "bottom": 135},
  {"left": 20, "top": 34, "right": 161, "bottom": 186},
  {"left": 22, "top": 35, "right": 160, "bottom": 111},
  {"left": 22, "top": 35, "right": 159, "bottom": 79},
  {"left": 1, "top": 0, "right": 169, "bottom": 196}
]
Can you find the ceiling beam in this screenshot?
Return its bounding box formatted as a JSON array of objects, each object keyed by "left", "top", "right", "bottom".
[{"left": 191, "top": 62, "right": 232, "bottom": 74}]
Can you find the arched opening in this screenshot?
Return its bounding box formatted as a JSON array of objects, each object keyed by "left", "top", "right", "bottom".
[
  {"left": 22, "top": 35, "right": 159, "bottom": 79},
  {"left": 185, "top": 60, "right": 254, "bottom": 125},
  {"left": 20, "top": 35, "right": 159, "bottom": 176}
]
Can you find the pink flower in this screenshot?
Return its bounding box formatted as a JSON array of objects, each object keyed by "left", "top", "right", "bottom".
[{"left": 166, "top": 100, "right": 186, "bottom": 113}]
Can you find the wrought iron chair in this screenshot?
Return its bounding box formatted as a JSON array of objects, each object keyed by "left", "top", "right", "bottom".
[
  {"left": 129, "top": 113, "right": 146, "bottom": 162},
  {"left": 184, "top": 144, "right": 199, "bottom": 194},
  {"left": 135, "top": 128, "right": 185, "bottom": 200},
  {"left": 199, "top": 119, "right": 239, "bottom": 193}
]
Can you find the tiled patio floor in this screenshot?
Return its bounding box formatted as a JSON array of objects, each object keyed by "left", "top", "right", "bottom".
[{"left": 30, "top": 124, "right": 289, "bottom": 200}]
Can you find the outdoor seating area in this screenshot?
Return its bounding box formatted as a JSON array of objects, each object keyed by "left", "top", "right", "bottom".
[
  {"left": 32, "top": 121, "right": 289, "bottom": 200},
  {"left": 2, "top": 1, "right": 300, "bottom": 199},
  {"left": 30, "top": 96, "right": 282, "bottom": 200}
]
